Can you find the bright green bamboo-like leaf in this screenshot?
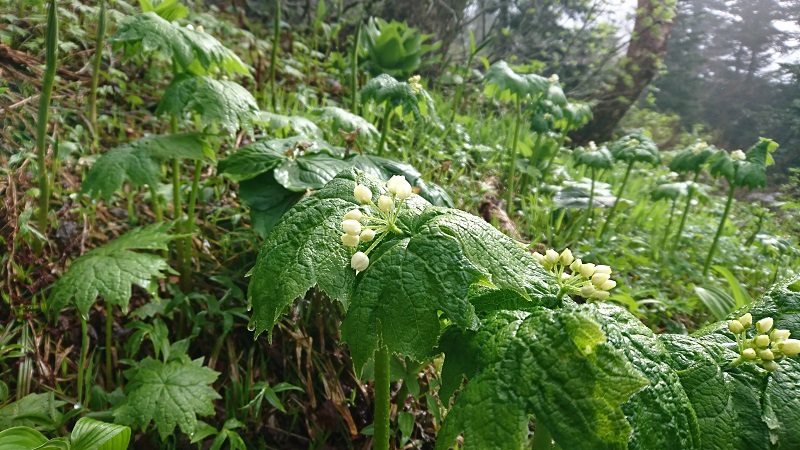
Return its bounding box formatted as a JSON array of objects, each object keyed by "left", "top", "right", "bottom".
[
  {"left": 0, "top": 427, "right": 47, "bottom": 450},
  {"left": 110, "top": 12, "right": 248, "bottom": 75},
  {"left": 113, "top": 356, "right": 220, "bottom": 440},
  {"left": 157, "top": 75, "right": 258, "bottom": 135},
  {"left": 48, "top": 222, "right": 177, "bottom": 318},
  {"left": 81, "top": 134, "right": 209, "bottom": 201},
  {"left": 70, "top": 418, "right": 130, "bottom": 450}
]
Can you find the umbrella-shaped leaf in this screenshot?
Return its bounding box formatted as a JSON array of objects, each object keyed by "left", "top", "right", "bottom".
[
  {"left": 217, "top": 136, "right": 338, "bottom": 182},
  {"left": 309, "top": 107, "right": 380, "bottom": 144},
  {"left": 650, "top": 182, "right": 689, "bottom": 202},
  {"left": 238, "top": 173, "right": 304, "bottom": 237},
  {"left": 253, "top": 111, "right": 323, "bottom": 139},
  {"left": 559, "top": 102, "right": 593, "bottom": 131},
  {"left": 608, "top": 130, "right": 660, "bottom": 165},
  {"left": 110, "top": 12, "right": 248, "bottom": 75},
  {"left": 48, "top": 222, "right": 177, "bottom": 318},
  {"left": 553, "top": 179, "right": 617, "bottom": 209},
  {"left": 360, "top": 74, "right": 422, "bottom": 119},
  {"left": 734, "top": 138, "right": 778, "bottom": 190},
  {"left": 81, "top": 133, "right": 210, "bottom": 201},
  {"left": 669, "top": 141, "right": 718, "bottom": 174},
  {"left": 157, "top": 75, "right": 259, "bottom": 135},
  {"left": 546, "top": 82, "right": 567, "bottom": 106},
  {"left": 709, "top": 151, "right": 735, "bottom": 182},
  {"left": 483, "top": 61, "right": 548, "bottom": 102},
  {"left": 573, "top": 144, "right": 614, "bottom": 171}
]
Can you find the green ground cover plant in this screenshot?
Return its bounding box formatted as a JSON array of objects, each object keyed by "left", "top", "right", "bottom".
[{"left": 1, "top": 0, "right": 799, "bottom": 448}]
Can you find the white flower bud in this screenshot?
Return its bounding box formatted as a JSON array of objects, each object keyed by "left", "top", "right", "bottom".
[
  {"left": 728, "top": 320, "right": 745, "bottom": 334},
  {"left": 755, "top": 335, "right": 771, "bottom": 348},
  {"left": 387, "top": 175, "right": 405, "bottom": 194},
  {"left": 344, "top": 209, "right": 363, "bottom": 221},
  {"left": 342, "top": 219, "right": 362, "bottom": 236},
  {"left": 378, "top": 195, "right": 393, "bottom": 212},
  {"left": 395, "top": 181, "right": 412, "bottom": 200},
  {"left": 569, "top": 258, "right": 582, "bottom": 272},
  {"left": 599, "top": 279, "right": 617, "bottom": 291},
  {"left": 549, "top": 74, "right": 559, "bottom": 83},
  {"left": 360, "top": 229, "right": 376, "bottom": 242},
  {"left": 580, "top": 284, "right": 596, "bottom": 298},
  {"left": 341, "top": 233, "right": 359, "bottom": 247},
  {"left": 756, "top": 317, "right": 774, "bottom": 333},
  {"left": 559, "top": 249, "right": 574, "bottom": 266},
  {"left": 591, "top": 273, "right": 611, "bottom": 287},
  {"left": 759, "top": 349, "right": 775, "bottom": 361},
  {"left": 354, "top": 184, "right": 373, "bottom": 203},
  {"left": 594, "top": 265, "right": 612, "bottom": 275},
  {"left": 579, "top": 263, "right": 596, "bottom": 278},
  {"left": 731, "top": 150, "right": 746, "bottom": 161},
  {"left": 533, "top": 252, "right": 545, "bottom": 265},
  {"left": 561, "top": 272, "right": 571, "bottom": 280},
  {"left": 351, "top": 252, "right": 369, "bottom": 271},
  {"left": 186, "top": 23, "right": 194, "bottom": 30},
  {"left": 780, "top": 339, "right": 800, "bottom": 357},
  {"left": 742, "top": 348, "right": 757, "bottom": 360},
  {"left": 591, "top": 290, "right": 610, "bottom": 301},
  {"left": 772, "top": 329, "right": 791, "bottom": 342},
  {"left": 588, "top": 141, "right": 597, "bottom": 151},
  {"left": 196, "top": 25, "right": 204, "bottom": 33},
  {"left": 738, "top": 313, "right": 753, "bottom": 328},
  {"left": 545, "top": 249, "right": 560, "bottom": 265},
  {"left": 762, "top": 360, "right": 779, "bottom": 372}
]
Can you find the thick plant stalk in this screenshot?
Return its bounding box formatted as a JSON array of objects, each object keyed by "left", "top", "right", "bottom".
[
  {"left": 77, "top": 314, "right": 88, "bottom": 405},
  {"left": 703, "top": 183, "right": 736, "bottom": 276},
  {"left": 505, "top": 98, "right": 523, "bottom": 210},
  {"left": 662, "top": 198, "right": 678, "bottom": 248},
  {"left": 672, "top": 170, "right": 700, "bottom": 251},
  {"left": 350, "top": 21, "right": 360, "bottom": 115},
  {"left": 35, "top": 0, "right": 58, "bottom": 252},
  {"left": 269, "top": 0, "right": 281, "bottom": 111},
  {"left": 181, "top": 160, "right": 203, "bottom": 291},
  {"left": 376, "top": 106, "right": 392, "bottom": 156},
  {"left": 88, "top": 0, "right": 107, "bottom": 148},
  {"left": 373, "top": 343, "right": 391, "bottom": 450},
  {"left": 105, "top": 304, "right": 113, "bottom": 389},
  {"left": 599, "top": 160, "right": 635, "bottom": 237},
  {"left": 172, "top": 159, "right": 185, "bottom": 275},
  {"left": 577, "top": 168, "right": 597, "bottom": 242}
]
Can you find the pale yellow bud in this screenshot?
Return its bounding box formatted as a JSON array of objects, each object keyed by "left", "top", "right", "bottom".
[
  {"left": 342, "top": 219, "right": 362, "bottom": 236},
  {"left": 759, "top": 349, "right": 775, "bottom": 361},
  {"left": 344, "top": 209, "right": 363, "bottom": 221},
  {"left": 591, "top": 273, "right": 611, "bottom": 287},
  {"left": 354, "top": 185, "right": 372, "bottom": 203},
  {"left": 545, "top": 249, "right": 560, "bottom": 265},
  {"left": 755, "top": 335, "right": 771, "bottom": 348},
  {"left": 781, "top": 339, "right": 800, "bottom": 357},
  {"left": 763, "top": 360, "right": 779, "bottom": 372},
  {"left": 579, "top": 263, "right": 595, "bottom": 278},
  {"left": 594, "top": 265, "right": 612, "bottom": 275},
  {"left": 738, "top": 313, "right": 753, "bottom": 328},
  {"left": 756, "top": 317, "right": 774, "bottom": 333},
  {"left": 742, "top": 348, "right": 757, "bottom": 360},
  {"left": 599, "top": 280, "right": 617, "bottom": 291},
  {"left": 728, "top": 320, "right": 745, "bottom": 334},
  {"left": 341, "top": 233, "right": 359, "bottom": 247},
  {"left": 360, "top": 229, "right": 376, "bottom": 242},
  {"left": 378, "top": 195, "right": 393, "bottom": 212},
  {"left": 351, "top": 252, "right": 369, "bottom": 271},
  {"left": 559, "top": 248, "right": 574, "bottom": 266}
]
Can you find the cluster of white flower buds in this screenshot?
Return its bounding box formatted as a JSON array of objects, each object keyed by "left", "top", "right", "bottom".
[
  {"left": 408, "top": 75, "right": 423, "bottom": 94},
  {"left": 588, "top": 141, "right": 597, "bottom": 151},
  {"left": 342, "top": 176, "right": 413, "bottom": 272},
  {"left": 533, "top": 248, "right": 616, "bottom": 301},
  {"left": 729, "top": 313, "right": 800, "bottom": 372},
  {"left": 549, "top": 74, "right": 559, "bottom": 84},
  {"left": 730, "top": 149, "right": 746, "bottom": 161}
]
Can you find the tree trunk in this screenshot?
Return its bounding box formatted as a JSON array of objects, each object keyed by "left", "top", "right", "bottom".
[{"left": 573, "top": 0, "right": 678, "bottom": 144}]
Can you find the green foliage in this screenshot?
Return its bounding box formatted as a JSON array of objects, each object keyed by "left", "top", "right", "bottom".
[
  {"left": 156, "top": 75, "right": 259, "bottom": 135},
  {"left": 48, "top": 223, "right": 177, "bottom": 318},
  {"left": 110, "top": 12, "right": 248, "bottom": 75},
  {"left": 608, "top": 130, "right": 661, "bottom": 165},
  {"left": 70, "top": 418, "right": 131, "bottom": 450},
  {"left": 309, "top": 106, "right": 381, "bottom": 144},
  {"left": 573, "top": 144, "right": 614, "bottom": 171},
  {"left": 669, "top": 141, "right": 718, "bottom": 174},
  {"left": 483, "top": 61, "right": 548, "bottom": 102},
  {"left": 248, "top": 170, "right": 556, "bottom": 372},
  {"left": 253, "top": 111, "right": 323, "bottom": 139},
  {"left": 0, "top": 427, "right": 48, "bottom": 449},
  {"left": 438, "top": 275, "right": 800, "bottom": 449},
  {"left": 651, "top": 181, "right": 689, "bottom": 201},
  {"left": 359, "top": 74, "right": 424, "bottom": 119},
  {"left": 0, "top": 393, "right": 64, "bottom": 431},
  {"left": 360, "top": 17, "right": 440, "bottom": 78},
  {"left": 138, "top": 0, "right": 188, "bottom": 21},
  {"left": 113, "top": 355, "right": 220, "bottom": 440},
  {"left": 81, "top": 134, "right": 210, "bottom": 201},
  {"left": 707, "top": 139, "right": 778, "bottom": 190}
]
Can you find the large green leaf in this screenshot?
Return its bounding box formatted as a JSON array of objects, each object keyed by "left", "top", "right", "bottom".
[
  {"left": 157, "top": 75, "right": 258, "bottom": 135},
  {"left": 309, "top": 107, "right": 380, "bottom": 144},
  {"left": 669, "top": 141, "right": 718, "bottom": 174},
  {"left": 650, "top": 181, "right": 690, "bottom": 202},
  {"left": 360, "top": 17, "right": 439, "bottom": 77},
  {"left": 138, "top": 0, "right": 188, "bottom": 21},
  {"left": 113, "top": 356, "right": 220, "bottom": 440},
  {"left": 608, "top": 130, "right": 660, "bottom": 165},
  {"left": 573, "top": 144, "right": 614, "bottom": 171},
  {"left": 81, "top": 134, "right": 209, "bottom": 201},
  {"left": 48, "top": 223, "right": 176, "bottom": 318},
  {"left": 252, "top": 111, "right": 323, "bottom": 139},
  {"left": 0, "top": 427, "right": 47, "bottom": 450},
  {"left": 248, "top": 170, "right": 555, "bottom": 372},
  {"left": 359, "top": 74, "right": 423, "bottom": 119},
  {"left": 0, "top": 393, "right": 64, "bottom": 430},
  {"left": 734, "top": 138, "right": 778, "bottom": 190},
  {"left": 217, "top": 137, "right": 338, "bottom": 183},
  {"left": 70, "top": 418, "right": 130, "bottom": 450},
  {"left": 482, "top": 60, "right": 548, "bottom": 102},
  {"left": 110, "top": 12, "right": 248, "bottom": 75}
]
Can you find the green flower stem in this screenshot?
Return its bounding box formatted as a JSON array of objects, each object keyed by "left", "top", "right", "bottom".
[
  {"left": 171, "top": 158, "right": 184, "bottom": 278},
  {"left": 672, "top": 170, "right": 701, "bottom": 252},
  {"left": 350, "top": 21, "right": 360, "bottom": 115},
  {"left": 542, "top": 133, "right": 567, "bottom": 177},
  {"left": 89, "top": 0, "right": 107, "bottom": 150},
  {"left": 578, "top": 167, "right": 597, "bottom": 242},
  {"left": 105, "top": 304, "right": 113, "bottom": 389},
  {"left": 77, "top": 313, "right": 88, "bottom": 406},
  {"left": 532, "top": 421, "right": 553, "bottom": 449},
  {"left": 373, "top": 341, "right": 391, "bottom": 450},
  {"left": 703, "top": 183, "right": 736, "bottom": 276},
  {"left": 269, "top": 0, "right": 281, "bottom": 111},
  {"left": 377, "top": 105, "right": 392, "bottom": 156},
  {"left": 662, "top": 198, "right": 678, "bottom": 249},
  {"left": 181, "top": 160, "right": 203, "bottom": 291},
  {"left": 34, "top": 0, "right": 58, "bottom": 253},
  {"left": 150, "top": 185, "right": 163, "bottom": 223},
  {"left": 599, "top": 160, "right": 635, "bottom": 237},
  {"left": 506, "top": 98, "right": 523, "bottom": 210},
  {"left": 521, "top": 131, "right": 547, "bottom": 194}
]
